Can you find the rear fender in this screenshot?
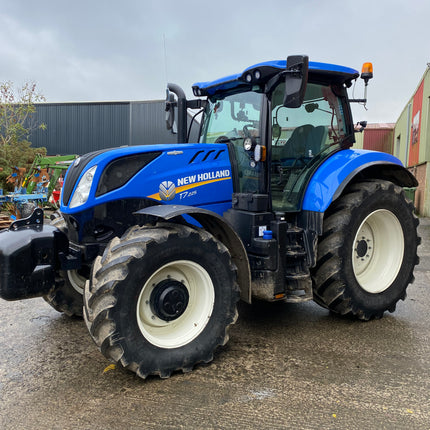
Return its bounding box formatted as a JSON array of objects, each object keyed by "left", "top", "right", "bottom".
[
  {"left": 135, "top": 205, "right": 251, "bottom": 303},
  {"left": 303, "top": 149, "right": 417, "bottom": 212}
]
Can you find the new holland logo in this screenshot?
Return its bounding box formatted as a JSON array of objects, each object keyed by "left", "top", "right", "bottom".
[{"left": 159, "top": 181, "right": 176, "bottom": 201}]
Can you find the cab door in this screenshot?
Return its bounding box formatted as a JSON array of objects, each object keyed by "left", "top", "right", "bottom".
[{"left": 269, "top": 81, "right": 349, "bottom": 212}]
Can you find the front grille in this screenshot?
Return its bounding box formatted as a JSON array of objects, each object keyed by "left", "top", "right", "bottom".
[{"left": 95, "top": 152, "right": 161, "bottom": 197}]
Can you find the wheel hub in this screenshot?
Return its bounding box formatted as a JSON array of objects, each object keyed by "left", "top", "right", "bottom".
[
  {"left": 150, "top": 279, "right": 189, "bottom": 321},
  {"left": 356, "top": 238, "right": 369, "bottom": 258},
  {"left": 354, "top": 226, "right": 374, "bottom": 271}
]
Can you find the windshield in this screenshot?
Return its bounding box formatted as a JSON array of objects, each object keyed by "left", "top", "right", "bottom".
[
  {"left": 200, "top": 91, "right": 263, "bottom": 143},
  {"left": 200, "top": 91, "right": 264, "bottom": 193},
  {"left": 271, "top": 82, "right": 347, "bottom": 211}
]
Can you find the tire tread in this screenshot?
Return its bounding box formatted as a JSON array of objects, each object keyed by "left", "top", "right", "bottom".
[
  {"left": 84, "top": 222, "right": 239, "bottom": 379},
  {"left": 312, "top": 180, "right": 420, "bottom": 320}
]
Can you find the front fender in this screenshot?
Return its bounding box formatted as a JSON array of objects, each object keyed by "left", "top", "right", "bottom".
[
  {"left": 302, "top": 149, "right": 417, "bottom": 212},
  {"left": 135, "top": 204, "right": 252, "bottom": 303}
]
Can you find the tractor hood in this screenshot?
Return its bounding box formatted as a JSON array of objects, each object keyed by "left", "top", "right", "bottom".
[{"left": 60, "top": 144, "right": 234, "bottom": 216}]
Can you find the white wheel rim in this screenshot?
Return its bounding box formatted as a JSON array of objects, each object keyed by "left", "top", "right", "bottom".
[
  {"left": 352, "top": 209, "right": 404, "bottom": 293},
  {"left": 67, "top": 270, "right": 86, "bottom": 294},
  {"left": 136, "top": 260, "right": 215, "bottom": 349}
]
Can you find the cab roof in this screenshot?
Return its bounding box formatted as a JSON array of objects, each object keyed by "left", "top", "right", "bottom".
[{"left": 192, "top": 60, "right": 359, "bottom": 98}]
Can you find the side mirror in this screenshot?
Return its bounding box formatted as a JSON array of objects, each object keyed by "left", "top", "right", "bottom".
[
  {"left": 165, "top": 89, "right": 177, "bottom": 133},
  {"left": 354, "top": 121, "right": 367, "bottom": 133},
  {"left": 283, "top": 55, "right": 309, "bottom": 108},
  {"left": 272, "top": 123, "right": 281, "bottom": 139}
]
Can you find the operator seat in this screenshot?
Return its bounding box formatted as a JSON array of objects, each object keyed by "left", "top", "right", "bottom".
[
  {"left": 306, "top": 125, "right": 327, "bottom": 157},
  {"left": 280, "top": 124, "right": 314, "bottom": 166}
]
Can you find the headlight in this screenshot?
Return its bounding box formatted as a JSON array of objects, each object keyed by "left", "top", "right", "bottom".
[{"left": 69, "top": 166, "right": 97, "bottom": 208}]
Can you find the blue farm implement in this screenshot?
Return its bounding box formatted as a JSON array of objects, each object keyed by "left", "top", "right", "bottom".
[{"left": 0, "top": 154, "right": 77, "bottom": 222}]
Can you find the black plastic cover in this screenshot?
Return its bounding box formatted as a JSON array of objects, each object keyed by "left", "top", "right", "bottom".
[{"left": 231, "top": 193, "right": 269, "bottom": 212}]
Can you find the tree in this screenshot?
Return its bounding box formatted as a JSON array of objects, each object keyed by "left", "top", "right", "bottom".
[{"left": 0, "top": 81, "right": 47, "bottom": 190}]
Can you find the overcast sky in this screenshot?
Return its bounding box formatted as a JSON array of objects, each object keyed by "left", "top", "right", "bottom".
[{"left": 1, "top": 0, "right": 429, "bottom": 124}]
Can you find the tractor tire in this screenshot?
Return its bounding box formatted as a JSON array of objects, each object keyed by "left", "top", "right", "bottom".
[
  {"left": 312, "top": 180, "right": 420, "bottom": 320},
  {"left": 83, "top": 223, "right": 239, "bottom": 379},
  {"left": 43, "top": 214, "right": 86, "bottom": 317}
]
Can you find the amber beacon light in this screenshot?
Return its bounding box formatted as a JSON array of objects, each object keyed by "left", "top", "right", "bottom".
[{"left": 361, "top": 62, "right": 373, "bottom": 83}]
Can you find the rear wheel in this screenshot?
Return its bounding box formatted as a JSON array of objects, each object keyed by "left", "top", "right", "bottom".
[
  {"left": 84, "top": 223, "right": 239, "bottom": 378},
  {"left": 312, "top": 180, "right": 420, "bottom": 320},
  {"left": 43, "top": 214, "right": 87, "bottom": 317}
]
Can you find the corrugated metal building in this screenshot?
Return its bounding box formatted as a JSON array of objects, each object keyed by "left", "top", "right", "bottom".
[
  {"left": 363, "top": 123, "right": 395, "bottom": 153},
  {"left": 394, "top": 65, "right": 430, "bottom": 217},
  {"left": 30, "top": 100, "right": 199, "bottom": 156},
  {"left": 353, "top": 123, "right": 395, "bottom": 153}
]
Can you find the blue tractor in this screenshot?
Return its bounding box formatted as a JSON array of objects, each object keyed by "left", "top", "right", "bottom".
[{"left": 0, "top": 56, "right": 420, "bottom": 378}]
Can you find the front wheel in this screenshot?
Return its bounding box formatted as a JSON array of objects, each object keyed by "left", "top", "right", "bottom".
[
  {"left": 312, "top": 180, "right": 420, "bottom": 320},
  {"left": 43, "top": 214, "right": 87, "bottom": 317},
  {"left": 84, "top": 223, "right": 239, "bottom": 379}
]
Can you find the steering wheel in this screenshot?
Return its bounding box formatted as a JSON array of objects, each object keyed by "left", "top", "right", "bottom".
[{"left": 215, "top": 136, "right": 232, "bottom": 144}]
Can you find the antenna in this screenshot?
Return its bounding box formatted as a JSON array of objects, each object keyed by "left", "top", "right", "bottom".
[{"left": 163, "top": 34, "right": 169, "bottom": 84}]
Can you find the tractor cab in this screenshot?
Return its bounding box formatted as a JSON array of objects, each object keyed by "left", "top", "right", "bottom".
[{"left": 193, "top": 56, "right": 359, "bottom": 213}]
